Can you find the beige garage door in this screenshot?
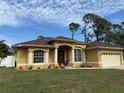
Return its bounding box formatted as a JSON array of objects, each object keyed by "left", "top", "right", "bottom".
[{"left": 101, "top": 53, "right": 121, "bottom": 67}]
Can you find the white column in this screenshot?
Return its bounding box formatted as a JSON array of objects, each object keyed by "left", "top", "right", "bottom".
[
  {"left": 83, "top": 50, "right": 86, "bottom": 62},
  {"left": 121, "top": 53, "right": 123, "bottom": 61},
  {"left": 28, "top": 51, "right": 33, "bottom": 65},
  {"left": 45, "top": 51, "right": 49, "bottom": 64},
  {"left": 54, "top": 48, "right": 58, "bottom": 65},
  {"left": 72, "top": 48, "right": 75, "bottom": 63},
  {"left": 121, "top": 53, "right": 124, "bottom": 66}
]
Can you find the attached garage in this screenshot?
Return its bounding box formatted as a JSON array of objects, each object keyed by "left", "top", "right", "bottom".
[
  {"left": 85, "top": 41, "right": 124, "bottom": 68},
  {"left": 101, "top": 52, "right": 121, "bottom": 67}
]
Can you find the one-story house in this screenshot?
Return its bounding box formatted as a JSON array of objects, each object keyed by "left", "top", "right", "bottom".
[{"left": 13, "top": 36, "right": 124, "bottom": 69}]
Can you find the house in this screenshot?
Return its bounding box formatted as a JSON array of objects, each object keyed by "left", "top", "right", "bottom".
[{"left": 13, "top": 36, "right": 124, "bottom": 69}]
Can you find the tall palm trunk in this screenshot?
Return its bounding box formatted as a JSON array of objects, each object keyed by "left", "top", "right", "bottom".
[{"left": 72, "top": 33, "right": 74, "bottom": 40}]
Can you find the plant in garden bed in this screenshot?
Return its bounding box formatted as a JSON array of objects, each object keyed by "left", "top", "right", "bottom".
[
  {"left": 48, "top": 65, "right": 52, "bottom": 69},
  {"left": 37, "top": 67, "right": 40, "bottom": 70},
  {"left": 28, "top": 65, "right": 33, "bottom": 70},
  {"left": 80, "top": 63, "right": 92, "bottom": 68},
  {"left": 54, "top": 66, "right": 59, "bottom": 69}
]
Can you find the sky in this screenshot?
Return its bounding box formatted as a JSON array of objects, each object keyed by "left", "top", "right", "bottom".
[{"left": 0, "top": 0, "right": 124, "bottom": 45}]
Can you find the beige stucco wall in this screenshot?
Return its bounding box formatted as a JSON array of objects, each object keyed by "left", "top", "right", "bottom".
[
  {"left": 85, "top": 49, "right": 99, "bottom": 62},
  {"left": 85, "top": 49, "right": 100, "bottom": 67},
  {"left": 99, "top": 49, "right": 122, "bottom": 53},
  {"left": 16, "top": 48, "right": 28, "bottom": 65},
  {"left": 49, "top": 49, "right": 54, "bottom": 63}
]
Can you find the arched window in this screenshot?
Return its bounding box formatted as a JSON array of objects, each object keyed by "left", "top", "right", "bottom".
[{"left": 33, "top": 50, "right": 44, "bottom": 63}]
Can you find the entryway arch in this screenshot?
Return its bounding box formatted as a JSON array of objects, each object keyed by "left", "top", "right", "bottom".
[{"left": 57, "top": 45, "right": 72, "bottom": 67}]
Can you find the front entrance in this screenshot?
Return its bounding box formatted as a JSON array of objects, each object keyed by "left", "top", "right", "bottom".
[{"left": 58, "top": 45, "right": 71, "bottom": 67}]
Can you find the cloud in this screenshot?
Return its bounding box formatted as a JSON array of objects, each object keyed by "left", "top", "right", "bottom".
[
  {"left": 0, "top": 0, "right": 124, "bottom": 26},
  {"left": 0, "top": 1, "right": 19, "bottom": 26}
]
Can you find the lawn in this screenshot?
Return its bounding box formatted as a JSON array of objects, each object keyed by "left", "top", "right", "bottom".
[{"left": 0, "top": 68, "right": 124, "bottom": 93}]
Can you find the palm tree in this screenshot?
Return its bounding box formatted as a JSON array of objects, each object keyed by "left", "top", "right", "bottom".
[{"left": 69, "top": 22, "right": 80, "bottom": 39}]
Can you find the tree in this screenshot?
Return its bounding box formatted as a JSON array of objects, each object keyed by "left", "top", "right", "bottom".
[
  {"left": 69, "top": 22, "right": 80, "bottom": 39},
  {"left": 121, "top": 21, "right": 124, "bottom": 25},
  {"left": 111, "top": 24, "right": 124, "bottom": 46},
  {"left": 81, "top": 24, "right": 94, "bottom": 42},
  {"left": 82, "top": 13, "right": 95, "bottom": 42},
  {"left": 0, "top": 40, "right": 11, "bottom": 59},
  {"left": 68, "top": 13, "right": 124, "bottom": 46},
  {"left": 83, "top": 13, "right": 112, "bottom": 42},
  {"left": 105, "top": 30, "right": 114, "bottom": 44}
]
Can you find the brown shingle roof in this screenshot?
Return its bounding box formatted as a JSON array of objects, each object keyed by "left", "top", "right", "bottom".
[
  {"left": 56, "top": 36, "right": 73, "bottom": 40},
  {"left": 16, "top": 37, "right": 52, "bottom": 46},
  {"left": 86, "top": 41, "right": 123, "bottom": 50},
  {"left": 14, "top": 36, "right": 86, "bottom": 48}
]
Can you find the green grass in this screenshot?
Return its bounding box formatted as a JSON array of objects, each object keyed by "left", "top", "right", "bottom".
[{"left": 0, "top": 68, "right": 124, "bottom": 93}]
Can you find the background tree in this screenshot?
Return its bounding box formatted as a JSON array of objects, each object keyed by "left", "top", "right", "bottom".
[
  {"left": 0, "top": 40, "right": 11, "bottom": 59},
  {"left": 121, "top": 21, "right": 124, "bottom": 25},
  {"left": 69, "top": 22, "right": 80, "bottom": 39},
  {"left": 83, "top": 13, "right": 112, "bottom": 42},
  {"left": 82, "top": 13, "right": 96, "bottom": 42},
  {"left": 104, "top": 30, "right": 114, "bottom": 44},
  {"left": 111, "top": 24, "right": 124, "bottom": 46},
  {"left": 82, "top": 21, "right": 93, "bottom": 42},
  {"left": 69, "top": 13, "right": 124, "bottom": 47}
]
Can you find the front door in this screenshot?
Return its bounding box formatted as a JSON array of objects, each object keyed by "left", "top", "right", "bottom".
[{"left": 58, "top": 48, "right": 65, "bottom": 66}]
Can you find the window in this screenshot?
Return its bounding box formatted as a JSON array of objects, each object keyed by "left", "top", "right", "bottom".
[
  {"left": 74, "top": 49, "right": 82, "bottom": 62},
  {"left": 33, "top": 50, "right": 44, "bottom": 63}
]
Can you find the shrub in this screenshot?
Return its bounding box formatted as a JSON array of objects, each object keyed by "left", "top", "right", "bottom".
[
  {"left": 87, "top": 64, "right": 92, "bottom": 67},
  {"left": 61, "top": 65, "right": 65, "bottom": 69},
  {"left": 80, "top": 64, "right": 85, "bottom": 67},
  {"left": 80, "top": 63, "right": 92, "bottom": 68},
  {"left": 48, "top": 65, "right": 51, "bottom": 69},
  {"left": 54, "top": 66, "right": 59, "bottom": 69},
  {"left": 37, "top": 67, "right": 40, "bottom": 70},
  {"left": 28, "top": 65, "right": 33, "bottom": 70}
]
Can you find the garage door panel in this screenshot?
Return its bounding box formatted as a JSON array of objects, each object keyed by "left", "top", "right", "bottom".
[{"left": 101, "top": 53, "right": 121, "bottom": 67}]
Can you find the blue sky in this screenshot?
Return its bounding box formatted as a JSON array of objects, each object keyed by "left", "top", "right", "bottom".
[{"left": 0, "top": 0, "right": 124, "bottom": 45}]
